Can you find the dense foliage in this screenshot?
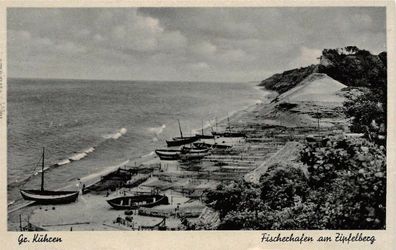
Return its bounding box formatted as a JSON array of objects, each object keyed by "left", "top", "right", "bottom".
[
  {"left": 205, "top": 137, "right": 386, "bottom": 230},
  {"left": 318, "top": 47, "right": 386, "bottom": 88},
  {"left": 259, "top": 65, "right": 318, "bottom": 94},
  {"left": 259, "top": 46, "right": 386, "bottom": 94},
  {"left": 344, "top": 87, "right": 386, "bottom": 143}
]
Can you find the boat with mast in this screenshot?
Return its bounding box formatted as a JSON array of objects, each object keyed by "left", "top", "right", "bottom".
[
  {"left": 166, "top": 119, "right": 198, "bottom": 147},
  {"left": 20, "top": 148, "right": 79, "bottom": 204},
  {"left": 211, "top": 116, "right": 246, "bottom": 138},
  {"left": 195, "top": 120, "right": 214, "bottom": 139}
]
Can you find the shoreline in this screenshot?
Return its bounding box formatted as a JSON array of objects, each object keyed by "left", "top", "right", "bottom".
[
  {"left": 8, "top": 86, "right": 276, "bottom": 230},
  {"left": 8, "top": 81, "right": 348, "bottom": 230}
]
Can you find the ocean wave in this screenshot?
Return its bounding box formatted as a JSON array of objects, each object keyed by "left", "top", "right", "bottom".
[
  {"left": 8, "top": 145, "right": 98, "bottom": 189},
  {"left": 102, "top": 127, "right": 128, "bottom": 140},
  {"left": 8, "top": 128, "right": 127, "bottom": 190},
  {"left": 148, "top": 124, "right": 166, "bottom": 135},
  {"left": 141, "top": 151, "right": 155, "bottom": 158},
  {"left": 69, "top": 152, "right": 88, "bottom": 161},
  {"left": 56, "top": 159, "right": 71, "bottom": 166},
  {"left": 148, "top": 124, "right": 166, "bottom": 142},
  {"left": 84, "top": 147, "right": 95, "bottom": 153},
  {"left": 36, "top": 166, "right": 50, "bottom": 174}
]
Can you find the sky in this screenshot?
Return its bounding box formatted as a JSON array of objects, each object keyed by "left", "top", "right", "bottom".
[{"left": 7, "top": 7, "right": 386, "bottom": 82}]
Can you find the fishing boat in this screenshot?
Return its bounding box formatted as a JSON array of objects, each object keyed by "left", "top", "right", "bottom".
[
  {"left": 155, "top": 147, "right": 210, "bottom": 160},
  {"left": 179, "top": 147, "right": 210, "bottom": 161},
  {"left": 20, "top": 148, "right": 79, "bottom": 204},
  {"left": 166, "top": 136, "right": 198, "bottom": 147},
  {"left": 195, "top": 120, "right": 214, "bottom": 139},
  {"left": 211, "top": 131, "right": 246, "bottom": 138},
  {"left": 193, "top": 141, "right": 232, "bottom": 149},
  {"left": 107, "top": 194, "right": 169, "bottom": 210},
  {"left": 166, "top": 120, "right": 199, "bottom": 147},
  {"left": 155, "top": 149, "right": 181, "bottom": 160},
  {"left": 195, "top": 134, "right": 215, "bottom": 139},
  {"left": 211, "top": 116, "right": 246, "bottom": 138},
  {"left": 180, "top": 146, "right": 210, "bottom": 154}
]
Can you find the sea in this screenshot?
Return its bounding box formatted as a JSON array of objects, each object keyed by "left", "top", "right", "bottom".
[{"left": 7, "top": 78, "right": 267, "bottom": 208}]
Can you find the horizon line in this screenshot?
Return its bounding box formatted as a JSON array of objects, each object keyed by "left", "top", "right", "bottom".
[{"left": 7, "top": 76, "right": 259, "bottom": 84}]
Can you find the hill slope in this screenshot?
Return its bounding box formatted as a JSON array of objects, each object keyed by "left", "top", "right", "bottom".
[
  {"left": 277, "top": 73, "right": 346, "bottom": 103},
  {"left": 259, "top": 47, "right": 386, "bottom": 94}
]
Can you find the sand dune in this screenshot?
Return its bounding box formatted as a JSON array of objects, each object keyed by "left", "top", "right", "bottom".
[{"left": 277, "top": 73, "right": 346, "bottom": 103}]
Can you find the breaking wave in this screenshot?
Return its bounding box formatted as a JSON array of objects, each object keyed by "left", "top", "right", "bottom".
[
  {"left": 148, "top": 124, "right": 166, "bottom": 142},
  {"left": 141, "top": 151, "right": 155, "bottom": 158},
  {"left": 148, "top": 124, "right": 166, "bottom": 135},
  {"left": 102, "top": 127, "right": 127, "bottom": 140},
  {"left": 8, "top": 127, "right": 127, "bottom": 190}
]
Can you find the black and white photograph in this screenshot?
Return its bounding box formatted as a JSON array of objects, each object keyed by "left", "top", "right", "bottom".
[{"left": 4, "top": 4, "right": 390, "bottom": 236}]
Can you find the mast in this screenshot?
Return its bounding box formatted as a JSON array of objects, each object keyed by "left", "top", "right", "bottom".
[
  {"left": 227, "top": 115, "right": 231, "bottom": 132},
  {"left": 201, "top": 120, "right": 204, "bottom": 135},
  {"left": 177, "top": 119, "right": 183, "bottom": 138},
  {"left": 41, "top": 147, "right": 45, "bottom": 192}
]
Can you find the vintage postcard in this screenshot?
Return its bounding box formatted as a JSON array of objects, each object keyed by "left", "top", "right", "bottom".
[{"left": 0, "top": 0, "right": 395, "bottom": 249}]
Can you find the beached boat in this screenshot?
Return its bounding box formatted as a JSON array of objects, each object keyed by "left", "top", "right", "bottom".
[
  {"left": 155, "top": 147, "right": 210, "bottom": 160},
  {"left": 20, "top": 148, "right": 79, "bottom": 204},
  {"left": 195, "top": 120, "right": 215, "bottom": 139},
  {"left": 106, "top": 194, "right": 169, "bottom": 210},
  {"left": 181, "top": 147, "right": 210, "bottom": 154},
  {"left": 166, "top": 136, "right": 198, "bottom": 147},
  {"left": 195, "top": 134, "right": 215, "bottom": 139},
  {"left": 155, "top": 149, "right": 181, "bottom": 160},
  {"left": 211, "top": 131, "right": 246, "bottom": 138},
  {"left": 193, "top": 141, "right": 232, "bottom": 149},
  {"left": 166, "top": 119, "right": 199, "bottom": 147},
  {"left": 179, "top": 148, "right": 210, "bottom": 161},
  {"left": 211, "top": 116, "right": 246, "bottom": 138}
]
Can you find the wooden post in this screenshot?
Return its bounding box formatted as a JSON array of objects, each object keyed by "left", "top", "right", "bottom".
[
  {"left": 41, "top": 147, "right": 45, "bottom": 192},
  {"left": 19, "top": 214, "right": 22, "bottom": 231}
]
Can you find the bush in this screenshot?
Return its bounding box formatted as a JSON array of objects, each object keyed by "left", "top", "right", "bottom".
[{"left": 204, "top": 136, "right": 386, "bottom": 230}]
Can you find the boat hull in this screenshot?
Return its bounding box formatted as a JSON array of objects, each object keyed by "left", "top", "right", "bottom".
[
  {"left": 155, "top": 149, "right": 180, "bottom": 160},
  {"left": 193, "top": 142, "right": 232, "bottom": 149},
  {"left": 107, "top": 194, "right": 169, "bottom": 210},
  {"left": 211, "top": 131, "right": 246, "bottom": 138},
  {"left": 179, "top": 149, "right": 210, "bottom": 161},
  {"left": 166, "top": 136, "right": 198, "bottom": 147},
  {"left": 195, "top": 134, "right": 215, "bottom": 139},
  {"left": 20, "top": 190, "right": 79, "bottom": 204}
]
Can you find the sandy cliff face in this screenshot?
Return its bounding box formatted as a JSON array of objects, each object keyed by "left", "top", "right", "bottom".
[{"left": 277, "top": 73, "right": 346, "bottom": 103}]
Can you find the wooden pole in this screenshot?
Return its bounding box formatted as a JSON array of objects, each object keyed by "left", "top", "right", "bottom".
[
  {"left": 19, "top": 214, "right": 22, "bottom": 231},
  {"left": 41, "top": 147, "right": 45, "bottom": 192}
]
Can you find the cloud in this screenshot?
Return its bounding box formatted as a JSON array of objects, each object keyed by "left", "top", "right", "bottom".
[
  {"left": 54, "top": 41, "right": 86, "bottom": 54},
  {"left": 219, "top": 49, "right": 251, "bottom": 62},
  {"left": 188, "top": 62, "right": 210, "bottom": 71},
  {"left": 7, "top": 7, "right": 386, "bottom": 82},
  {"left": 158, "top": 30, "right": 188, "bottom": 51},
  {"left": 288, "top": 46, "right": 322, "bottom": 68},
  {"left": 191, "top": 41, "right": 217, "bottom": 57}
]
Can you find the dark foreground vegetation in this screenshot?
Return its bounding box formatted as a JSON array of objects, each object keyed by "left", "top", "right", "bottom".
[
  {"left": 203, "top": 136, "right": 385, "bottom": 230},
  {"left": 200, "top": 47, "right": 387, "bottom": 230}
]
